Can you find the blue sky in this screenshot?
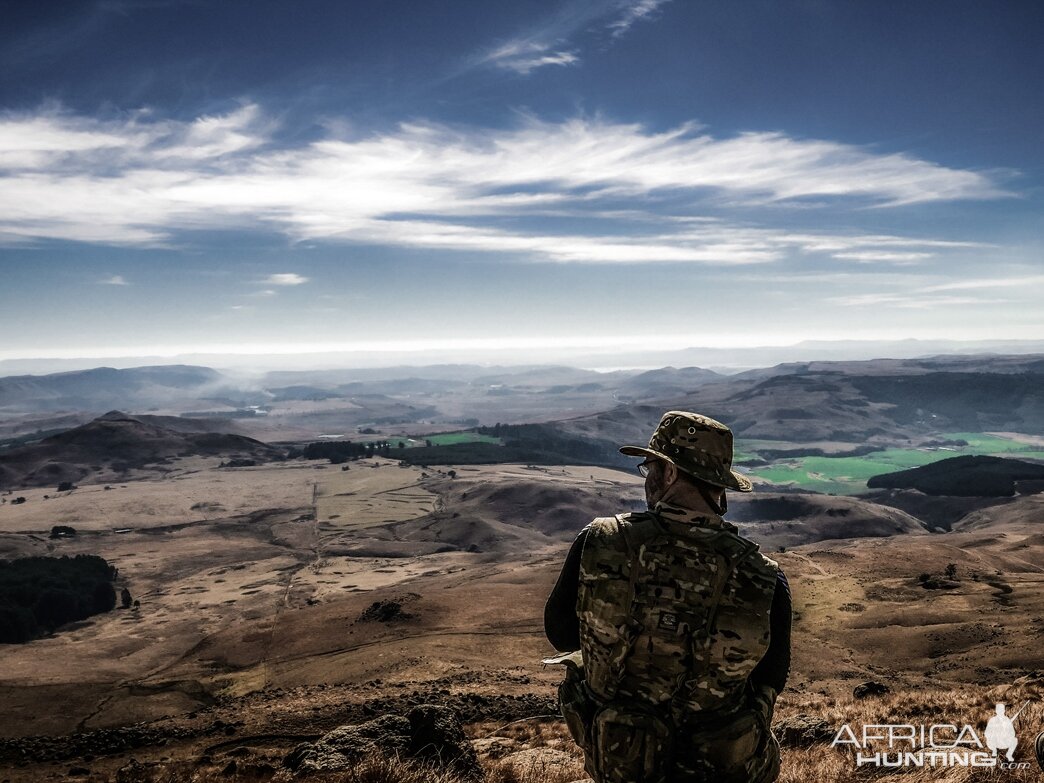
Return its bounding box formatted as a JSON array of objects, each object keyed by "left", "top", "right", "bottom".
[{"left": 1, "top": 0, "right": 1042, "bottom": 363}]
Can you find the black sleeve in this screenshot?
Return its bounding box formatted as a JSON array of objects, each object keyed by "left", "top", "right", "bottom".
[
  {"left": 543, "top": 527, "right": 589, "bottom": 652},
  {"left": 749, "top": 569, "right": 792, "bottom": 694}
]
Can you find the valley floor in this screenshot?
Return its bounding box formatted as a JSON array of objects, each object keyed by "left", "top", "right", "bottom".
[{"left": 1, "top": 458, "right": 1043, "bottom": 781}]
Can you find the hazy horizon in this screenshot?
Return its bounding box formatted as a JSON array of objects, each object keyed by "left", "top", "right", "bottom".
[{"left": 2, "top": 336, "right": 1042, "bottom": 378}]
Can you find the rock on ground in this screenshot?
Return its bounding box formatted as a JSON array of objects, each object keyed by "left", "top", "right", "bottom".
[
  {"left": 774, "top": 714, "right": 835, "bottom": 747},
  {"left": 853, "top": 680, "right": 891, "bottom": 699},
  {"left": 284, "top": 704, "right": 481, "bottom": 779},
  {"left": 471, "top": 736, "right": 519, "bottom": 759}
]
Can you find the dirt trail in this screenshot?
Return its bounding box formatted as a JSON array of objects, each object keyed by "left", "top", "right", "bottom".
[{"left": 784, "top": 551, "right": 833, "bottom": 578}]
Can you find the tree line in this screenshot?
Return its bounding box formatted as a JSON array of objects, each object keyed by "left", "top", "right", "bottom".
[
  {"left": 299, "top": 440, "right": 401, "bottom": 463},
  {"left": 299, "top": 424, "right": 619, "bottom": 467},
  {"left": 0, "top": 555, "right": 118, "bottom": 644}
]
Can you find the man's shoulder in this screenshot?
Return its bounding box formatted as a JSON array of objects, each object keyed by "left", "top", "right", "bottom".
[
  {"left": 759, "top": 551, "right": 781, "bottom": 572},
  {"left": 584, "top": 510, "right": 659, "bottom": 539},
  {"left": 580, "top": 511, "right": 655, "bottom": 557},
  {"left": 579, "top": 512, "right": 647, "bottom": 575},
  {"left": 586, "top": 509, "right": 655, "bottom": 527}
]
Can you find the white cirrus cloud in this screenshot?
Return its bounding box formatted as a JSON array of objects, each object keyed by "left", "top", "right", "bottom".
[
  {"left": 0, "top": 103, "right": 265, "bottom": 172},
  {"left": 99, "top": 274, "right": 130, "bottom": 285},
  {"left": 829, "top": 292, "right": 1010, "bottom": 309},
  {"left": 0, "top": 105, "right": 1013, "bottom": 266},
  {"left": 481, "top": 0, "right": 674, "bottom": 74},
  {"left": 830, "top": 251, "right": 936, "bottom": 264},
  {"left": 924, "top": 274, "right": 1044, "bottom": 292},
  {"left": 608, "top": 0, "right": 673, "bottom": 37},
  {"left": 485, "top": 41, "right": 579, "bottom": 74},
  {"left": 263, "top": 273, "right": 309, "bottom": 286}
]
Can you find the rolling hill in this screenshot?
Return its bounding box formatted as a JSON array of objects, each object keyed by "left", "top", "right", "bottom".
[
  {"left": 558, "top": 354, "right": 1044, "bottom": 448},
  {"left": 728, "top": 492, "right": 928, "bottom": 548},
  {"left": 866, "top": 454, "right": 1044, "bottom": 496},
  {"left": 0, "top": 365, "right": 227, "bottom": 414},
  {"left": 0, "top": 411, "right": 282, "bottom": 489}
]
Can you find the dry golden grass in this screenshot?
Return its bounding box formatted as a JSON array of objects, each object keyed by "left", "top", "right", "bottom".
[
  {"left": 466, "top": 688, "right": 1044, "bottom": 783},
  {"left": 271, "top": 755, "right": 471, "bottom": 783},
  {"left": 469, "top": 718, "right": 587, "bottom": 783},
  {"left": 777, "top": 685, "right": 1044, "bottom": 783},
  {"left": 2, "top": 453, "right": 1042, "bottom": 783},
  {"left": 0, "top": 461, "right": 319, "bottom": 533},
  {"left": 10, "top": 694, "right": 1040, "bottom": 783},
  {"left": 467, "top": 716, "right": 572, "bottom": 744},
  {"left": 126, "top": 755, "right": 474, "bottom": 783},
  {"left": 101, "top": 750, "right": 586, "bottom": 783},
  {"left": 485, "top": 754, "right": 587, "bottom": 783},
  {"left": 315, "top": 463, "right": 436, "bottom": 528}
]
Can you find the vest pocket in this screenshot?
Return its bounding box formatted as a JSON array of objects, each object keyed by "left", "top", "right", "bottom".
[
  {"left": 675, "top": 702, "right": 779, "bottom": 783},
  {"left": 591, "top": 702, "right": 673, "bottom": 783},
  {"left": 558, "top": 663, "right": 596, "bottom": 750}
]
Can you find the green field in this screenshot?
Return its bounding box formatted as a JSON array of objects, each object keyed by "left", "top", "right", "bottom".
[
  {"left": 945, "top": 432, "right": 1044, "bottom": 456},
  {"left": 742, "top": 432, "right": 1044, "bottom": 495},
  {"left": 357, "top": 432, "right": 503, "bottom": 448}
]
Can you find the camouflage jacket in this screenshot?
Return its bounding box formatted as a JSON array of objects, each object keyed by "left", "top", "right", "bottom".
[{"left": 545, "top": 501, "right": 791, "bottom": 704}]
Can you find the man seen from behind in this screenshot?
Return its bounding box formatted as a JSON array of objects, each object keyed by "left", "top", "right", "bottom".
[{"left": 544, "top": 411, "right": 792, "bottom": 783}]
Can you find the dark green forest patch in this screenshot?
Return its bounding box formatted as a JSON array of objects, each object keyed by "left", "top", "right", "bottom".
[
  {"left": 0, "top": 555, "right": 118, "bottom": 644},
  {"left": 301, "top": 423, "right": 622, "bottom": 467},
  {"left": 867, "top": 455, "right": 1044, "bottom": 497}
]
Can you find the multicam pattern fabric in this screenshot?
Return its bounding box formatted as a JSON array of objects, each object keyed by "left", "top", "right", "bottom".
[
  {"left": 620, "top": 411, "right": 753, "bottom": 492},
  {"left": 574, "top": 502, "right": 779, "bottom": 782}
]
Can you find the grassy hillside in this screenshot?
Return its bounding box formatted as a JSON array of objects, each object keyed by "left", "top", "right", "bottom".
[{"left": 742, "top": 433, "right": 1044, "bottom": 494}]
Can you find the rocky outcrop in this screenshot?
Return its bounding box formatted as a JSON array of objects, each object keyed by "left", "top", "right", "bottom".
[
  {"left": 357, "top": 599, "right": 412, "bottom": 623},
  {"left": 284, "top": 704, "right": 481, "bottom": 779},
  {"left": 775, "top": 714, "right": 835, "bottom": 747},
  {"left": 284, "top": 714, "right": 412, "bottom": 772},
  {"left": 0, "top": 720, "right": 235, "bottom": 764},
  {"left": 853, "top": 680, "right": 891, "bottom": 699}
]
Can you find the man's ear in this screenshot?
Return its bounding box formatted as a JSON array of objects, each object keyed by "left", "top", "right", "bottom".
[{"left": 663, "top": 461, "right": 678, "bottom": 485}]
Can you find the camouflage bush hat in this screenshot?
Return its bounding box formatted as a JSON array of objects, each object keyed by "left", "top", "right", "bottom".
[{"left": 620, "top": 410, "right": 753, "bottom": 492}]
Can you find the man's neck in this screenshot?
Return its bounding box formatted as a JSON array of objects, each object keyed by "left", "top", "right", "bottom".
[{"left": 655, "top": 481, "right": 720, "bottom": 516}]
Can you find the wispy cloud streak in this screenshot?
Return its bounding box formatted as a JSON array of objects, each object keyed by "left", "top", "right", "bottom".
[
  {"left": 485, "top": 41, "right": 579, "bottom": 74},
  {"left": 482, "top": 0, "right": 674, "bottom": 73},
  {"left": 0, "top": 105, "right": 1012, "bottom": 264},
  {"left": 826, "top": 272, "right": 1044, "bottom": 310},
  {"left": 263, "top": 273, "right": 309, "bottom": 285},
  {"left": 829, "top": 292, "right": 1010, "bottom": 308},
  {"left": 608, "top": 0, "right": 672, "bottom": 37}
]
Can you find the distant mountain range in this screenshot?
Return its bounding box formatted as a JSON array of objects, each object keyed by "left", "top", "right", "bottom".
[
  {"left": 0, "top": 362, "right": 727, "bottom": 419},
  {"left": 559, "top": 353, "right": 1044, "bottom": 446},
  {"left": 0, "top": 365, "right": 227, "bottom": 413},
  {"left": 1, "top": 353, "right": 1042, "bottom": 459},
  {"left": 573, "top": 338, "right": 1044, "bottom": 371}
]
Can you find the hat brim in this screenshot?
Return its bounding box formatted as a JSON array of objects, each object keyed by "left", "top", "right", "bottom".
[{"left": 620, "top": 445, "right": 753, "bottom": 492}]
